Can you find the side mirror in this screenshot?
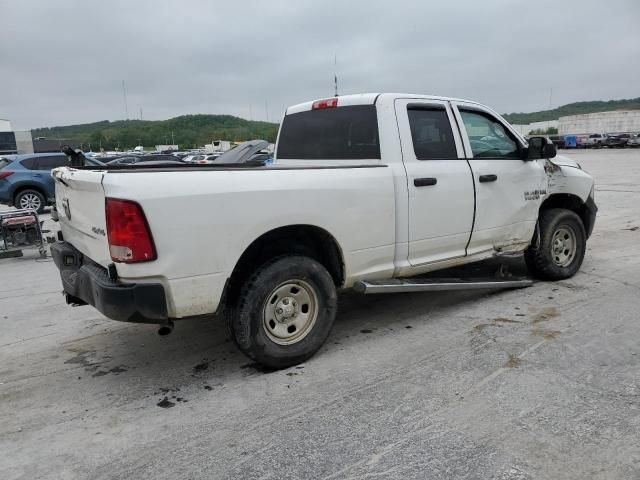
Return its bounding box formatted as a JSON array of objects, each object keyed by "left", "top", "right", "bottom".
[{"left": 525, "top": 136, "right": 557, "bottom": 160}]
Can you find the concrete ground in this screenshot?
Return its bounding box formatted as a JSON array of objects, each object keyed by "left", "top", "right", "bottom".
[{"left": 1, "top": 149, "right": 639, "bottom": 479}]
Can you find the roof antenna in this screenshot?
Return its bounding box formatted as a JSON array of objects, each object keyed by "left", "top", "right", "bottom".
[
  {"left": 334, "top": 53, "right": 339, "bottom": 97},
  {"left": 122, "top": 80, "right": 129, "bottom": 120}
]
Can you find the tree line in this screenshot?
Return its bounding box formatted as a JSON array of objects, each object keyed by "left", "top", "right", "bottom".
[{"left": 32, "top": 114, "right": 279, "bottom": 150}]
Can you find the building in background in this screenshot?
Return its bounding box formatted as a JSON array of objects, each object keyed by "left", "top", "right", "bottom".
[
  {"left": 0, "top": 119, "right": 18, "bottom": 154},
  {"left": 0, "top": 118, "right": 77, "bottom": 155},
  {"left": 511, "top": 120, "right": 559, "bottom": 136},
  {"left": 15, "top": 131, "right": 34, "bottom": 154},
  {"left": 32, "top": 137, "right": 79, "bottom": 153},
  {"left": 558, "top": 110, "right": 640, "bottom": 135}
]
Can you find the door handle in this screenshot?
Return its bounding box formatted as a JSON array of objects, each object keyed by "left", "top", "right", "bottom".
[
  {"left": 479, "top": 174, "right": 498, "bottom": 183},
  {"left": 414, "top": 177, "right": 437, "bottom": 187}
]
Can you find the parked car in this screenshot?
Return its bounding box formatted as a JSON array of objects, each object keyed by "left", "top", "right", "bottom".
[
  {"left": 106, "top": 154, "right": 184, "bottom": 166},
  {"left": 182, "top": 154, "right": 207, "bottom": 163},
  {"left": 50, "top": 93, "right": 596, "bottom": 369},
  {"left": 185, "top": 154, "right": 221, "bottom": 164},
  {"left": 584, "top": 133, "right": 607, "bottom": 148},
  {"left": 548, "top": 135, "right": 566, "bottom": 149},
  {"left": 604, "top": 133, "right": 630, "bottom": 148},
  {"left": 627, "top": 134, "right": 640, "bottom": 148},
  {"left": 0, "top": 153, "right": 73, "bottom": 212}
]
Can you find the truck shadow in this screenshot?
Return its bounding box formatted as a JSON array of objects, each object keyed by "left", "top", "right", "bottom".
[{"left": 60, "top": 257, "right": 530, "bottom": 398}]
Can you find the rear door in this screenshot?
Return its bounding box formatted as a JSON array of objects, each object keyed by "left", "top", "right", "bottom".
[
  {"left": 451, "top": 102, "right": 547, "bottom": 255},
  {"left": 52, "top": 168, "right": 111, "bottom": 266},
  {"left": 395, "top": 99, "right": 475, "bottom": 265}
]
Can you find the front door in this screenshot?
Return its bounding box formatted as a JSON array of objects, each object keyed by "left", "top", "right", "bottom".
[
  {"left": 451, "top": 102, "right": 548, "bottom": 256},
  {"left": 395, "top": 99, "right": 475, "bottom": 266}
]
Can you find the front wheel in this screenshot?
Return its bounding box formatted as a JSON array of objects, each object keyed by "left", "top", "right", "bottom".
[
  {"left": 525, "top": 208, "right": 586, "bottom": 280},
  {"left": 229, "top": 255, "right": 338, "bottom": 369}
]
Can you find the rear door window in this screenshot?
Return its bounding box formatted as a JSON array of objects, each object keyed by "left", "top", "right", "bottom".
[
  {"left": 407, "top": 106, "right": 457, "bottom": 160},
  {"left": 277, "top": 105, "right": 380, "bottom": 160},
  {"left": 20, "top": 157, "right": 37, "bottom": 169}
]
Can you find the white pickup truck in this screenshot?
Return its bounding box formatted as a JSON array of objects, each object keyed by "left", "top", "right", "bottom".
[{"left": 51, "top": 93, "right": 597, "bottom": 368}]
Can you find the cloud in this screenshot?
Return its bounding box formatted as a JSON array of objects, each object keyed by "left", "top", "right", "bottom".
[{"left": 1, "top": 0, "right": 638, "bottom": 129}]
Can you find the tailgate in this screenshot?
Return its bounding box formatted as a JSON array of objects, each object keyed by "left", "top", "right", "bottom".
[{"left": 52, "top": 167, "right": 111, "bottom": 267}]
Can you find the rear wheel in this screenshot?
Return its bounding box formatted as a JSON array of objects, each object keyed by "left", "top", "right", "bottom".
[
  {"left": 15, "top": 189, "right": 46, "bottom": 213},
  {"left": 228, "top": 255, "right": 338, "bottom": 369},
  {"left": 525, "top": 208, "right": 586, "bottom": 280}
]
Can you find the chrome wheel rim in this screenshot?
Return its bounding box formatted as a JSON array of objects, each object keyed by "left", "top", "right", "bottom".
[
  {"left": 19, "top": 193, "right": 42, "bottom": 211},
  {"left": 263, "top": 280, "right": 318, "bottom": 345},
  {"left": 551, "top": 226, "right": 577, "bottom": 267}
]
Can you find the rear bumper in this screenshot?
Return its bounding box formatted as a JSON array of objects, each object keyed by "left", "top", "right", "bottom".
[{"left": 51, "top": 242, "right": 169, "bottom": 324}]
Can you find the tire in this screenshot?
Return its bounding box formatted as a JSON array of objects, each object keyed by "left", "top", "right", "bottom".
[
  {"left": 15, "top": 189, "right": 46, "bottom": 213},
  {"left": 228, "top": 255, "right": 338, "bottom": 369},
  {"left": 525, "top": 208, "right": 586, "bottom": 281}
]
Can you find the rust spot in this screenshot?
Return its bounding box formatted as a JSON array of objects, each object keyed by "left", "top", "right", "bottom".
[
  {"left": 532, "top": 329, "right": 561, "bottom": 340},
  {"left": 505, "top": 354, "right": 521, "bottom": 368},
  {"left": 532, "top": 307, "right": 558, "bottom": 323},
  {"left": 473, "top": 323, "right": 492, "bottom": 333}
]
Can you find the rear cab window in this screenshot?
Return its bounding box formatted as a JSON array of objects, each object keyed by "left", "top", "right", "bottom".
[{"left": 277, "top": 105, "right": 380, "bottom": 160}]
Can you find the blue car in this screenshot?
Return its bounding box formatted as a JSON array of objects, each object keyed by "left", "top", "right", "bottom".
[{"left": 0, "top": 153, "right": 71, "bottom": 213}]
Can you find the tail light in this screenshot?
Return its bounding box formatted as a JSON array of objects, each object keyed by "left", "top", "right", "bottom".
[
  {"left": 0, "top": 171, "right": 14, "bottom": 180},
  {"left": 105, "top": 198, "right": 156, "bottom": 263},
  {"left": 312, "top": 98, "right": 338, "bottom": 110}
]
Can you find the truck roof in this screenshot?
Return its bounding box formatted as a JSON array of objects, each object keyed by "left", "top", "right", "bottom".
[{"left": 286, "top": 93, "right": 485, "bottom": 115}]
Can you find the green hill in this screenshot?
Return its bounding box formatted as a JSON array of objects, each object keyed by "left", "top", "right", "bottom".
[
  {"left": 32, "top": 96, "right": 640, "bottom": 149},
  {"left": 503, "top": 97, "right": 640, "bottom": 125},
  {"left": 32, "top": 114, "right": 279, "bottom": 150}
]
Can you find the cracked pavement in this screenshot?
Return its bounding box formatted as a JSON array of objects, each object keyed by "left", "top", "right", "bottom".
[{"left": 1, "top": 149, "right": 639, "bottom": 479}]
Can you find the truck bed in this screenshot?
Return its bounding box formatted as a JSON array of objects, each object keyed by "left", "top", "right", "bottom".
[{"left": 52, "top": 163, "right": 397, "bottom": 318}]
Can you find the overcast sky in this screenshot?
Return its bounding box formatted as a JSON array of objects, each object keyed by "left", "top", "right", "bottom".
[{"left": 1, "top": 0, "right": 639, "bottom": 129}]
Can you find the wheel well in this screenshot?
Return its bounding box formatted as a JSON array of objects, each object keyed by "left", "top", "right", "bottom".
[
  {"left": 13, "top": 185, "right": 46, "bottom": 203},
  {"left": 540, "top": 193, "right": 592, "bottom": 235},
  {"left": 221, "top": 225, "right": 344, "bottom": 309}
]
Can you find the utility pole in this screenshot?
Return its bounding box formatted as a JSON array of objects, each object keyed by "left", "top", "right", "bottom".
[
  {"left": 249, "top": 104, "right": 253, "bottom": 121},
  {"left": 171, "top": 131, "right": 175, "bottom": 146},
  {"left": 334, "top": 53, "right": 338, "bottom": 97},
  {"left": 265, "top": 100, "right": 269, "bottom": 122},
  {"left": 122, "top": 80, "right": 129, "bottom": 119},
  {"left": 139, "top": 106, "right": 143, "bottom": 121},
  {"left": 547, "top": 87, "right": 553, "bottom": 132}
]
